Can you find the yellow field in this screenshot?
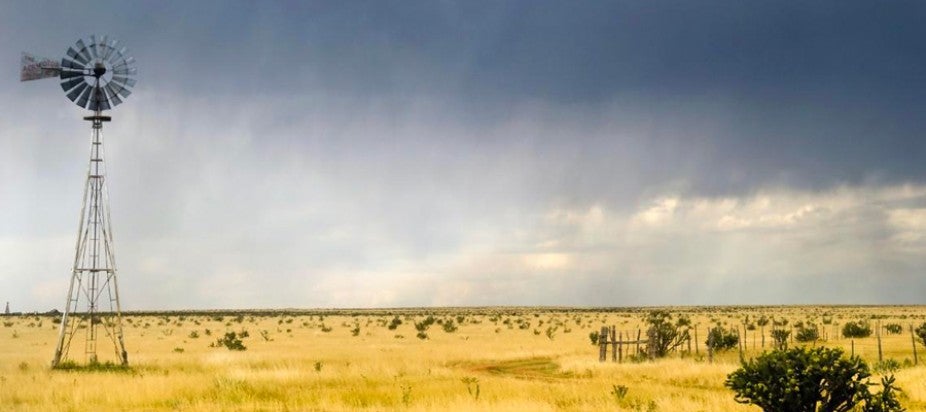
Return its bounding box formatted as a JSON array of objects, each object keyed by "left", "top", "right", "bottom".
[{"left": 1, "top": 306, "right": 925, "bottom": 411}]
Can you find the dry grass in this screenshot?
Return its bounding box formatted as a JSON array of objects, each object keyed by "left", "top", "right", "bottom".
[{"left": 0, "top": 306, "right": 924, "bottom": 411}]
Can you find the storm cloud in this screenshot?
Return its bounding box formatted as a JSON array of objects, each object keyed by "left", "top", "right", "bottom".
[{"left": 2, "top": 1, "right": 926, "bottom": 310}]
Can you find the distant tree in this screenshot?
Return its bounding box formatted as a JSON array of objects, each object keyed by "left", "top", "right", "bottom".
[
  {"left": 706, "top": 326, "right": 739, "bottom": 352},
  {"left": 843, "top": 321, "right": 873, "bottom": 339},
  {"left": 644, "top": 310, "right": 690, "bottom": 358},
  {"left": 771, "top": 329, "right": 790, "bottom": 350},
  {"left": 795, "top": 325, "right": 820, "bottom": 343},
  {"left": 757, "top": 316, "right": 770, "bottom": 347},
  {"left": 589, "top": 330, "right": 600, "bottom": 345},
  {"left": 915, "top": 323, "right": 926, "bottom": 348},
  {"left": 387, "top": 316, "right": 402, "bottom": 330},
  {"left": 883, "top": 323, "right": 903, "bottom": 335},
  {"left": 214, "top": 331, "right": 246, "bottom": 351}
]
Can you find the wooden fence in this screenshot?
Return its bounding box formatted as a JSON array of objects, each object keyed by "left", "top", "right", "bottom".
[{"left": 597, "top": 323, "right": 921, "bottom": 365}]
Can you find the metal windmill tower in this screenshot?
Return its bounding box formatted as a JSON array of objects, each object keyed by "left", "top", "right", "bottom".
[{"left": 21, "top": 35, "right": 137, "bottom": 367}]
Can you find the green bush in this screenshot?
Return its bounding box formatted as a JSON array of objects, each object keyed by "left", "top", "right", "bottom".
[
  {"left": 771, "top": 329, "right": 790, "bottom": 350},
  {"left": 795, "top": 325, "right": 820, "bottom": 343},
  {"left": 883, "top": 323, "right": 903, "bottom": 335},
  {"left": 726, "top": 346, "right": 904, "bottom": 412},
  {"left": 442, "top": 320, "right": 458, "bottom": 333},
  {"left": 589, "top": 330, "right": 600, "bottom": 345},
  {"left": 915, "top": 323, "right": 926, "bottom": 348},
  {"left": 214, "top": 331, "right": 246, "bottom": 351},
  {"left": 705, "top": 326, "right": 739, "bottom": 351},
  {"left": 842, "top": 321, "right": 873, "bottom": 339},
  {"left": 643, "top": 310, "right": 690, "bottom": 358}
]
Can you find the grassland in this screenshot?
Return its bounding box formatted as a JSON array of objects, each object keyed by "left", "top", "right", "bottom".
[{"left": 1, "top": 306, "right": 925, "bottom": 411}]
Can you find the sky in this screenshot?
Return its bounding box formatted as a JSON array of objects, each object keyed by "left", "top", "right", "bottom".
[{"left": 2, "top": 1, "right": 926, "bottom": 311}]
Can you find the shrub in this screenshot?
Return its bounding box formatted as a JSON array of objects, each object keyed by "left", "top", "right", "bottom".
[
  {"left": 726, "top": 346, "right": 904, "bottom": 412},
  {"left": 214, "top": 331, "right": 246, "bottom": 351},
  {"left": 442, "top": 320, "right": 458, "bottom": 333},
  {"left": 756, "top": 316, "right": 770, "bottom": 328},
  {"left": 589, "top": 331, "right": 600, "bottom": 345},
  {"left": 843, "top": 321, "right": 873, "bottom": 339},
  {"left": 705, "top": 326, "right": 739, "bottom": 351},
  {"left": 461, "top": 377, "right": 480, "bottom": 400},
  {"left": 770, "top": 329, "right": 790, "bottom": 350},
  {"left": 643, "top": 310, "right": 690, "bottom": 358},
  {"left": 915, "top": 323, "right": 926, "bottom": 348},
  {"left": 883, "top": 323, "right": 903, "bottom": 335},
  {"left": 387, "top": 316, "right": 402, "bottom": 330},
  {"left": 795, "top": 325, "right": 820, "bottom": 343}
]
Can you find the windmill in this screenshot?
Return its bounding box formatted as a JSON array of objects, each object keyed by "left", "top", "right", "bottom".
[{"left": 21, "top": 35, "right": 137, "bottom": 367}]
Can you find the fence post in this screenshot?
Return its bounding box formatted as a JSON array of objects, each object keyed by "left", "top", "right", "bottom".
[
  {"left": 738, "top": 329, "right": 744, "bottom": 360},
  {"left": 877, "top": 320, "right": 883, "bottom": 363},
  {"left": 636, "top": 329, "right": 642, "bottom": 355},
  {"left": 851, "top": 339, "right": 855, "bottom": 358},
  {"left": 708, "top": 327, "right": 714, "bottom": 364},
  {"left": 694, "top": 327, "right": 699, "bottom": 355},
  {"left": 611, "top": 326, "right": 617, "bottom": 362},
  {"left": 742, "top": 323, "right": 748, "bottom": 355},
  {"left": 599, "top": 326, "right": 608, "bottom": 362},
  {"left": 618, "top": 331, "right": 623, "bottom": 363},
  {"left": 912, "top": 325, "right": 919, "bottom": 366}
]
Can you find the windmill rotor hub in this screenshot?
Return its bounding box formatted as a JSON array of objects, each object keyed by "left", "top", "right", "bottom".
[{"left": 93, "top": 62, "right": 106, "bottom": 77}]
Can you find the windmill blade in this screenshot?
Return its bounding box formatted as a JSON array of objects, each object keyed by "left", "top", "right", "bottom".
[
  {"left": 112, "top": 67, "right": 137, "bottom": 76},
  {"left": 61, "top": 57, "right": 85, "bottom": 70},
  {"left": 90, "top": 86, "right": 111, "bottom": 111},
  {"left": 111, "top": 75, "right": 136, "bottom": 87},
  {"left": 108, "top": 80, "right": 132, "bottom": 99},
  {"left": 76, "top": 83, "right": 94, "bottom": 108},
  {"left": 114, "top": 77, "right": 136, "bottom": 88},
  {"left": 102, "top": 38, "right": 118, "bottom": 60},
  {"left": 59, "top": 69, "right": 85, "bottom": 80},
  {"left": 66, "top": 81, "right": 90, "bottom": 103},
  {"left": 66, "top": 47, "right": 89, "bottom": 66},
  {"left": 75, "top": 39, "right": 92, "bottom": 62},
  {"left": 20, "top": 52, "right": 61, "bottom": 81},
  {"left": 99, "top": 35, "right": 109, "bottom": 57},
  {"left": 89, "top": 35, "right": 99, "bottom": 58},
  {"left": 115, "top": 85, "right": 132, "bottom": 99},
  {"left": 112, "top": 56, "right": 136, "bottom": 69},
  {"left": 60, "top": 76, "right": 85, "bottom": 93},
  {"left": 104, "top": 83, "right": 123, "bottom": 107}
]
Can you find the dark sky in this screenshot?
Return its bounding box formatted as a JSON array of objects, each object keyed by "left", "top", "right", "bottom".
[{"left": 2, "top": 1, "right": 926, "bottom": 310}]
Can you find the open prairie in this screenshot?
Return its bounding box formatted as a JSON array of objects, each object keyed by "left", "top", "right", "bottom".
[{"left": 1, "top": 306, "right": 926, "bottom": 411}]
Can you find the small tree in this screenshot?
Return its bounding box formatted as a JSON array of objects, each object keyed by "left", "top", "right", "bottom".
[
  {"left": 843, "top": 321, "right": 873, "bottom": 339},
  {"left": 726, "top": 346, "right": 904, "bottom": 412},
  {"left": 795, "top": 325, "right": 820, "bottom": 343},
  {"left": 883, "top": 323, "right": 903, "bottom": 335},
  {"left": 757, "top": 315, "right": 770, "bottom": 347},
  {"left": 589, "top": 330, "right": 600, "bottom": 345},
  {"left": 214, "top": 331, "right": 246, "bottom": 351},
  {"left": 771, "top": 329, "right": 790, "bottom": 350},
  {"left": 706, "top": 326, "right": 739, "bottom": 351},
  {"left": 643, "top": 310, "right": 689, "bottom": 358},
  {"left": 915, "top": 323, "right": 926, "bottom": 348}
]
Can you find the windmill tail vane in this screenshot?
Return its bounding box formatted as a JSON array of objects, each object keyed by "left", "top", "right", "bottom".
[
  {"left": 21, "top": 35, "right": 137, "bottom": 368},
  {"left": 20, "top": 52, "right": 61, "bottom": 81}
]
